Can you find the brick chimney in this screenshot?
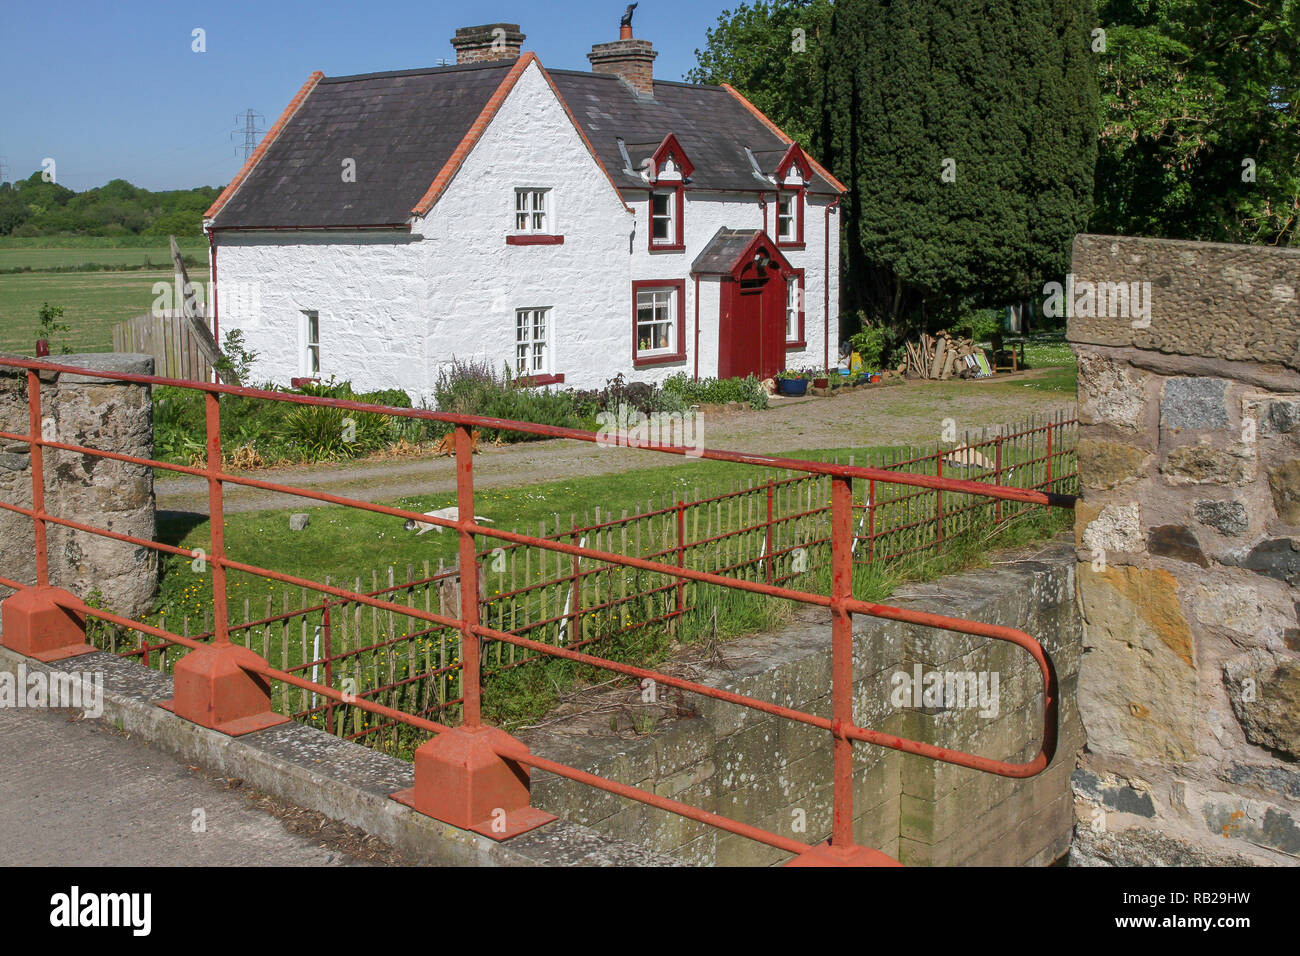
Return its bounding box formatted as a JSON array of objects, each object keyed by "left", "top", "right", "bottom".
[
  {"left": 451, "top": 24, "right": 526, "bottom": 64},
  {"left": 588, "top": 22, "right": 657, "bottom": 97}
]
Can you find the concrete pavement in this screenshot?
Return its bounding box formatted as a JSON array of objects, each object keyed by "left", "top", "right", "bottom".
[{"left": 0, "top": 704, "right": 379, "bottom": 866}]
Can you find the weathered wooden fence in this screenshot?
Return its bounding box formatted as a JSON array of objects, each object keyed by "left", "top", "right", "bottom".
[{"left": 111, "top": 312, "right": 213, "bottom": 383}]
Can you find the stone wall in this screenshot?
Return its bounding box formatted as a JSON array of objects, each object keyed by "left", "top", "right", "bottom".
[
  {"left": 0, "top": 354, "right": 158, "bottom": 620},
  {"left": 1068, "top": 234, "right": 1300, "bottom": 865},
  {"left": 524, "top": 539, "right": 1081, "bottom": 866}
]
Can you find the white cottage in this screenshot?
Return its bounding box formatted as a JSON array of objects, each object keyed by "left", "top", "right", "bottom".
[{"left": 203, "top": 20, "right": 845, "bottom": 405}]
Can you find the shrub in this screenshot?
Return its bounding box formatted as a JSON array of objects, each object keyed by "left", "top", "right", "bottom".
[
  {"left": 430, "top": 358, "right": 586, "bottom": 442},
  {"left": 661, "top": 373, "right": 768, "bottom": 410},
  {"left": 849, "top": 322, "right": 887, "bottom": 371},
  {"left": 281, "top": 403, "right": 391, "bottom": 460}
]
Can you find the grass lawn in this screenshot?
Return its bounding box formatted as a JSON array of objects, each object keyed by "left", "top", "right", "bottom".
[
  {"left": 0, "top": 236, "right": 207, "bottom": 273},
  {"left": 0, "top": 238, "right": 210, "bottom": 354},
  {"left": 151, "top": 434, "right": 1073, "bottom": 641},
  {"left": 138, "top": 443, "right": 1072, "bottom": 740}
]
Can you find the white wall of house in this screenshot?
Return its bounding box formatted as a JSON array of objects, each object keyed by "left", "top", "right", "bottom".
[
  {"left": 413, "top": 60, "right": 634, "bottom": 398},
  {"left": 210, "top": 59, "right": 841, "bottom": 406},
  {"left": 625, "top": 190, "right": 839, "bottom": 382}
]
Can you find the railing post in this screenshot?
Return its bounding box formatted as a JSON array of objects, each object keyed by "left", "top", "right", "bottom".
[
  {"left": 788, "top": 473, "right": 897, "bottom": 866},
  {"left": 455, "top": 423, "right": 482, "bottom": 728},
  {"left": 829, "top": 475, "right": 854, "bottom": 848},
  {"left": 162, "top": 390, "right": 287, "bottom": 736},
  {"left": 205, "top": 392, "right": 231, "bottom": 648},
  {"left": 393, "top": 424, "right": 557, "bottom": 840}
]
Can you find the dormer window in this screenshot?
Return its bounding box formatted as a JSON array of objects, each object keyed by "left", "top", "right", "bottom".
[
  {"left": 645, "top": 134, "right": 692, "bottom": 252},
  {"left": 650, "top": 188, "right": 682, "bottom": 249},
  {"left": 777, "top": 193, "right": 798, "bottom": 242},
  {"left": 773, "top": 143, "right": 811, "bottom": 249}
]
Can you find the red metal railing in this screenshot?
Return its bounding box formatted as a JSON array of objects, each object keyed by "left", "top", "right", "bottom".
[
  {"left": 0, "top": 357, "right": 1074, "bottom": 865},
  {"left": 94, "top": 415, "right": 1075, "bottom": 740}
]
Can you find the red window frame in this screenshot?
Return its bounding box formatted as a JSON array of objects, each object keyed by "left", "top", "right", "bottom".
[
  {"left": 648, "top": 186, "right": 685, "bottom": 252},
  {"left": 632, "top": 279, "right": 687, "bottom": 367},
  {"left": 775, "top": 187, "right": 805, "bottom": 249},
  {"left": 785, "top": 268, "right": 806, "bottom": 348}
]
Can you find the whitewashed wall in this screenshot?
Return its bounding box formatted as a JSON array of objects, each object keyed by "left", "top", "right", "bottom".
[
  {"left": 414, "top": 60, "right": 634, "bottom": 399},
  {"left": 210, "top": 60, "right": 840, "bottom": 405},
  {"left": 625, "top": 191, "right": 839, "bottom": 382}
]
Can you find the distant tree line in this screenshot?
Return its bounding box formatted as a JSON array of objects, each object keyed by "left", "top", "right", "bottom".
[
  {"left": 689, "top": 0, "right": 1299, "bottom": 336},
  {"left": 0, "top": 173, "right": 220, "bottom": 239}
]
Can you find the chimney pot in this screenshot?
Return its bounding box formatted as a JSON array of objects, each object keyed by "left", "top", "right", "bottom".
[{"left": 451, "top": 23, "right": 526, "bottom": 64}]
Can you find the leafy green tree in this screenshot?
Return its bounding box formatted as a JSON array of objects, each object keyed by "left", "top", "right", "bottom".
[
  {"left": 694, "top": 1, "right": 1098, "bottom": 332},
  {"left": 1092, "top": 0, "right": 1300, "bottom": 244},
  {"left": 687, "top": 0, "right": 833, "bottom": 147}
]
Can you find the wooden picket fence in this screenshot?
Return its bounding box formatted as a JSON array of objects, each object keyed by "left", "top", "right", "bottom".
[
  {"left": 88, "top": 413, "right": 1077, "bottom": 753},
  {"left": 111, "top": 311, "right": 213, "bottom": 383}
]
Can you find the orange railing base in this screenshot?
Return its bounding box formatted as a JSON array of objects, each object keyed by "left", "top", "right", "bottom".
[
  {"left": 160, "top": 643, "right": 291, "bottom": 736},
  {"left": 786, "top": 841, "right": 903, "bottom": 867},
  {"left": 391, "top": 725, "right": 557, "bottom": 840},
  {"left": 0, "top": 586, "right": 96, "bottom": 662}
]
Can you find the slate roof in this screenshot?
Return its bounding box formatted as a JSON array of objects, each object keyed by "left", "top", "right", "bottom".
[
  {"left": 548, "top": 71, "right": 841, "bottom": 196},
  {"left": 209, "top": 61, "right": 514, "bottom": 229},
  {"left": 209, "top": 58, "right": 842, "bottom": 231}
]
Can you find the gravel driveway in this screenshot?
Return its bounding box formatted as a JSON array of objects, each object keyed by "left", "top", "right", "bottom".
[{"left": 158, "top": 369, "right": 1075, "bottom": 516}]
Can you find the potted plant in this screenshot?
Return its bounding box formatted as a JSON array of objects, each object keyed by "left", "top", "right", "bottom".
[{"left": 776, "top": 368, "right": 813, "bottom": 396}]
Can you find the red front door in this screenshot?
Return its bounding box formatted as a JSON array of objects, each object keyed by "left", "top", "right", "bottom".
[{"left": 719, "top": 268, "right": 787, "bottom": 380}]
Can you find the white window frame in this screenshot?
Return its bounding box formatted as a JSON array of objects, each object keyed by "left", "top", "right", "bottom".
[
  {"left": 650, "top": 189, "right": 677, "bottom": 246},
  {"left": 302, "top": 310, "right": 320, "bottom": 376},
  {"left": 636, "top": 287, "right": 677, "bottom": 357},
  {"left": 515, "top": 307, "right": 552, "bottom": 377},
  {"left": 514, "top": 188, "right": 552, "bottom": 234},
  {"left": 786, "top": 278, "right": 801, "bottom": 342},
  {"left": 777, "top": 192, "right": 798, "bottom": 243}
]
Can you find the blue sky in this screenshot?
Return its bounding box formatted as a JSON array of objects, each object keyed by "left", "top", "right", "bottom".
[{"left": 2, "top": 0, "right": 727, "bottom": 192}]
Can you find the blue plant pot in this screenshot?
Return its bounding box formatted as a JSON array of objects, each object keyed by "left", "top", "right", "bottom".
[{"left": 778, "top": 379, "right": 809, "bottom": 396}]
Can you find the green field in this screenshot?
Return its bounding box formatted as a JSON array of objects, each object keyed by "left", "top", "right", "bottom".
[
  {"left": 0, "top": 237, "right": 211, "bottom": 354},
  {"left": 0, "top": 268, "right": 183, "bottom": 354}
]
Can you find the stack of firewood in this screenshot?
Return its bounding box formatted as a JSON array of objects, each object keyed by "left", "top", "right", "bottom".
[{"left": 898, "top": 331, "right": 988, "bottom": 380}]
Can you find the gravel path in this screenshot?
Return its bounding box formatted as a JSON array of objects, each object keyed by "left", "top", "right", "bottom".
[{"left": 157, "top": 370, "right": 1075, "bottom": 516}]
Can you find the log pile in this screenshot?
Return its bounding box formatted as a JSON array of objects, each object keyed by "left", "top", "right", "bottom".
[{"left": 899, "top": 331, "right": 989, "bottom": 380}]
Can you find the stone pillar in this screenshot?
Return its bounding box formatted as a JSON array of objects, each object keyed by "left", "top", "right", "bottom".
[
  {"left": 1067, "top": 235, "right": 1300, "bottom": 865},
  {"left": 0, "top": 367, "right": 34, "bottom": 598},
  {"left": 0, "top": 353, "right": 158, "bottom": 621}
]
